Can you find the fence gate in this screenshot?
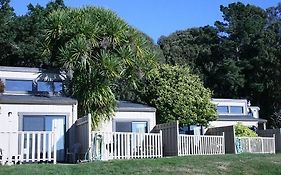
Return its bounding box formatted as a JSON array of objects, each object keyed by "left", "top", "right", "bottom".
[
  {"left": 91, "top": 131, "right": 163, "bottom": 160},
  {"left": 152, "top": 121, "right": 225, "bottom": 156},
  {"left": 235, "top": 136, "right": 275, "bottom": 154}
]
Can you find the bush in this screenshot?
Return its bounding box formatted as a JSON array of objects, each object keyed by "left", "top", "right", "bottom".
[
  {"left": 235, "top": 122, "right": 257, "bottom": 137},
  {"left": 140, "top": 64, "right": 217, "bottom": 126}
]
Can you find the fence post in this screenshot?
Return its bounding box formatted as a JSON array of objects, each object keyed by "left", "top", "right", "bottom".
[
  {"left": 248, "top": 138, "right": 251, "bottom": 152},
  {"left": 53, "top": 132, "right": 57, "bottom": 164},
  {"left": 222, "top": 132, "right": 225, "bottom": 154},
  {"left": 261, "top": 137, "right": 264, "bottom": 153},
  {"left": 273, "top": 134, "right": 276, "bottom": 154},
  {"left": 87, "top": 113, "right": 92, "bottom": 161},
  {"left": 176, "top": 120, "right": 180, "bottom": 156},
  {"left": 7, "top": 132, "right": 12, "bottom": 165},
  {"left": 160, "top": 130, "right": 163, "bottom": 157}
]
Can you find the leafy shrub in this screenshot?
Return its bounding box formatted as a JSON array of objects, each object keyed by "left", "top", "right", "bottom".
[
  {"left": 0, "top": 79, "right": 4, "bottom": 93},
  {"left": 235, "top": 122, "right": 257, "bottom": 137},
  {"left": 140, "top": 64, "right": 217, "bottom": 126}
]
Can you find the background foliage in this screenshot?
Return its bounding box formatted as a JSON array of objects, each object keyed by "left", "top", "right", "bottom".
[{"left": 158, "top": 2, "right": 281, "bottom": 127}]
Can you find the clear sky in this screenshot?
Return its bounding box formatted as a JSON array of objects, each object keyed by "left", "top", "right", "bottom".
[{"left": 10, "top": 0, "right": 280, "bottom": 42}]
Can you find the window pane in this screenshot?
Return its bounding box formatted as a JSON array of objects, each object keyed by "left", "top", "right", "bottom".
[
  {"left": 132, "top": 122, "right": 147, "bottom": 133},
  {"left": 38, "top": 81, "right": 63, "bottom": 92},
  {"left": 230, "top": 106, "right": 244, "bottom": 114},
  {"left": 38, "top": 81, "right": 51, "bottom": 92},
  {"left": 23, "top": 116, "right": 44, "bottom": 131},
  {"left": 115, "top": 122, "right": 131, "bottom": 132},
  {"left": 217, "top": 106, "right": 228, "bottom": 114},
  {"left": 6, "top": 79, "right": 32, "bottom": 91},
  {"left": 54, "top": 82, "right": 63, "bottom": 92}
]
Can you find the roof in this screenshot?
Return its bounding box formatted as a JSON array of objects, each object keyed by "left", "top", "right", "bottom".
[
  {"left": 211, "top": 98, "right": 248, "bottom": 103},
  {"left": 117, "top": 101, "right": 156, "bottom": 112},
  {"left": 218, "top": 115, "right": 267, "bottom": 123},
  {"left": 0, "top": 66, "right": 42, "bottom": 73},
  {"left": 0, "top": 95, "right": 77, "bottom": 105}
]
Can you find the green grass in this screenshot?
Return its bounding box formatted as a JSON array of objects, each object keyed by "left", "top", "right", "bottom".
[{"left": 1, "top": 154, "right": 281, "bottom": 175}]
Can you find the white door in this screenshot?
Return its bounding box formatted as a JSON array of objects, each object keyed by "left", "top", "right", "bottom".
[{"left": 45, "top": 116, "right": 65, "bottom": 162}]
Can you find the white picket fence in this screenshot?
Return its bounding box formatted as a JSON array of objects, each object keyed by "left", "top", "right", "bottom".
[
  {"left": 235, "top": 136, "right": 275, "bottom": 154},
  {"left": 91, "top": 131, "right": 162, "bottom": 160},
  {"left": 0, "top": 131, "right": 57, "bottom": 165},
  {"left": 178, "top": 134, "right": 225, "bottom": 156}
]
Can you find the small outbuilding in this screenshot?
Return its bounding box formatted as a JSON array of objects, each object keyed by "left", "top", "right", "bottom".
[{"left": 96, "top": 101, "right": 156, "bottom": 133}]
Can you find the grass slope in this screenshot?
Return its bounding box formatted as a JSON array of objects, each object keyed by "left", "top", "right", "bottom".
[{"left": 1, "top": 154, "right": 281, "bottom": 175}]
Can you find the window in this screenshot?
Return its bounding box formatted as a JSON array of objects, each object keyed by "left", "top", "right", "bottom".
[
  {"left": 5, "top": 79, "right": 33, "bottom": 92},
  {"left": 23, "top": 116, "right": 44, "bottom": 131},
  {"left": 230, "top": 106, "right": 244, "bottom": 114},
  {"left": 37, "top": 81, "right": 63, "bottom": 93},
  {"left": 115, "top": 121, "right": 148, "bottom": 133},
  {"left": 54, "top": 82, "right": 63, "bottom": 92},
  {"left": 217, "top": 106, "right": 229, "bottom": 114},
  {"left": 115, "top": 122, "right": 132, "bottom": 132},
  {"left": 132, "top": 122, "right": 147, "bottom": 133}
]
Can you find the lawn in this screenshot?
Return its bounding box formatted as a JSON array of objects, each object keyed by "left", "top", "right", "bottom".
[{"left": 1, "top": 154, "right": 281, "bottom": 175}]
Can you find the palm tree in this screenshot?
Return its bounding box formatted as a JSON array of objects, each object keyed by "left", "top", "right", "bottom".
[{"left": 44, "top": 7, "right": 156, "bottom": 127}]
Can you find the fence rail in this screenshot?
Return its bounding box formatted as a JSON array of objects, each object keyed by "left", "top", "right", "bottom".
[
  {"left": 235, "top": 136, "right": 275, "bottom": 154},
  {"left": 178, "top": 134, "right": 225, "bottom": 156},
  {"left": 0, "top": 131, "right": 56, "bottom": 165},
  {"left": 91, "top": 131, "right": 162, "bottom": 160}
]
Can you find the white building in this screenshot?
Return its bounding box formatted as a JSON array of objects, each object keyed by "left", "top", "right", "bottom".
[
  {"left": 0, "top": 66, "right": 78, "bottom": 162},
  {"left": 209, "top": 98, "right": 267, "bottom": 130},
  {"left": 97, "top": 101, "right": 156, "bottom": 133},
  {"left": 0, "top": 66, "right": 157, "bottom": 164}
]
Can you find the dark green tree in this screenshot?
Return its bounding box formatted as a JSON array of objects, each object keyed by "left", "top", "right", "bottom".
[
  {"left": 0, "top": 0, "right": 66, "bottom": 67},
  {"left": 0, "top": 0, "right": 16, "bottom": 66},
  {"left": 158, "top": 2, "right": 281, "bottom": 126}
]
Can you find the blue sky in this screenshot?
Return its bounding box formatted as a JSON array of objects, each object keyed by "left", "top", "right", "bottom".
[{"left": 11, "top": 0, "right": 280, "bottom": 42}]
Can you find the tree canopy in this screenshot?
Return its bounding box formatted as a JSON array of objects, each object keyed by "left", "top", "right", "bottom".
[
  {"left": 140, "top": 64, "right": 217, "bottom": 126},
  {"left": 0, "top": 0, "right": 66, "bottom": 67},
  {"left": 158, "top": 2, "right": 281, "bottom": 127},
  {"left": 44, "top": 7, "right": 156, "bottom": 126}
]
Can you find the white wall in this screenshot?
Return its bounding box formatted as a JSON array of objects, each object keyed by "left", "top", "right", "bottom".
[
  {"left": 96, "top": 111, "right": 156, "bottom": 133},
  {"left": 0, "top": 103, "right": 77, "bottom": 159},
  {"left": 0, "top": 103, "right": 77, "bottom": 132}
]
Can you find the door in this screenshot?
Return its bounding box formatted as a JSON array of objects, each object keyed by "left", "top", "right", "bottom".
[
  {"left": 23, "top": 115, "right": 66, "bottom": 162},
  {"left": 45, "top": 116, "right": 65, "bottom": 162}
]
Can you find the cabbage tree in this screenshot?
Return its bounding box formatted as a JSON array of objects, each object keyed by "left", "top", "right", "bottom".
[{"left": 44, "top": 7, "right": 155, "bottom": 127}]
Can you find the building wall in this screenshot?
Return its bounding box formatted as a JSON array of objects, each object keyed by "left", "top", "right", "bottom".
[
  {"left": 211, "top": 98, "right": 248, "bottom": 115},
  {"left": 0, "top": 103, "right": 77, "bottom": 160},
  {"left": 0, "top": 103, "right": 77, "bottom": 132},
  {"left": 96, "top": 111, "right": 156, "bottom": 132},
  {"left": 209, "top": 120, "right": 258, "bottom": 128}
]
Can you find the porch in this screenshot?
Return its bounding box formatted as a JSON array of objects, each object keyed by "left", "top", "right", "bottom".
[{"left": 0, "top": 131, "right": 57, "bottom": 165}]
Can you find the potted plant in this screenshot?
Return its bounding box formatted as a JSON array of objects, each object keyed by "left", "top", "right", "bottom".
[{"left": 0, "top": 79, "right": 4, "bottom": 94}]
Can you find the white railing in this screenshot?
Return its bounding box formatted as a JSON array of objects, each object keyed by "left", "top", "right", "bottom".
[
  {"left": 235, "top": 136, "right": 275, "bottom": 154},
  {"left": 91, "top": 131, "right": 162, "bottom": 160},
  {"left": 0, "top": 131, "right": 56, "bottom": 165},
  {"left": 178, "top": 134, "right": 225, "bottom": 156}
]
